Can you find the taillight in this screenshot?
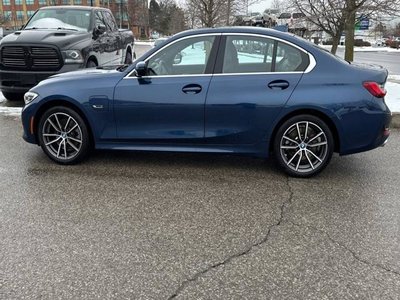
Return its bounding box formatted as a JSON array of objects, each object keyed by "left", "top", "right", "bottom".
[{"left": 363, "top": 81, "right": 387, "bottom": 98}]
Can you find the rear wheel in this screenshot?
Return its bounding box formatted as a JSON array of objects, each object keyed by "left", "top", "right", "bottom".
[
  {"left": 3, "top": 91, "right": 24, "bottom": 102},
  {"left": 38, "top": 106, "right": 91, "bottom": 164},
  {"left": 273, "top": 115, "right": 334, "bottom": 177}
]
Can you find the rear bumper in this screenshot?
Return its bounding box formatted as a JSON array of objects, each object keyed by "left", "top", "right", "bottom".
[
  {"left": 340, "top": 111, "right": 391, "bottom": 155},
  {"left": 0, "top": 64, "right": 83, "bottom": 94}
]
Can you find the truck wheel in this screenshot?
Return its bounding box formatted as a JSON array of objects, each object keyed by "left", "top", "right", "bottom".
[
  {"left": 2, "top": 91, "right": 24, "bottom": 102},
  {"left": 86, "top": 60, "right": 97, "bottom": 68},
  {"left": 124, "top": 51, "right": 133, "bottom": 64}
]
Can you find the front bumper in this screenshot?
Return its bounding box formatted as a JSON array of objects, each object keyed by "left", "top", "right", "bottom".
[{"left": 0, "top": 64, "right": 83, "bottom": 94}]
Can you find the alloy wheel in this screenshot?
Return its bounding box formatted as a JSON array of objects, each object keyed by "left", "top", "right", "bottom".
[
  {"left": 280, "top": 121, "right": 328, "bottom": 174},
  {"left": 42, "top": 112, "right": 83, "bottom": 160}
]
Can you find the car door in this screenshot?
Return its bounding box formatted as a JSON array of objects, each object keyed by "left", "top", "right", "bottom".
[
  {"left": 205, "top": 34, "right": 310, "bottom": 144},
  {"left": 113, "top": 34, "right": 220, "bottom": 140}
]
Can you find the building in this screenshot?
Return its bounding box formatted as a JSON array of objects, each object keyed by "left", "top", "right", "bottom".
[{"left": 0, "top": 0, "right": 148, "bottom": 38}]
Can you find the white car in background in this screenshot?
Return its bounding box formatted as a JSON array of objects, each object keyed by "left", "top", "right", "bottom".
[{"left": 277, "top": 12, "right": 307, "bottom": 34}]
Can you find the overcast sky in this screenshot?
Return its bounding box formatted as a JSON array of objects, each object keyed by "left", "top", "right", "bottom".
[{"left": 249, "top": 0, "right": 274, "bottom": 14}]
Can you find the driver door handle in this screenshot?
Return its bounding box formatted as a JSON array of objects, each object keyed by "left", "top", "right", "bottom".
[
  {"left": 268, "top": 80, "right": 290, "bottom": 90},
  {"left": 182, "top": 84, "right": 202, "bottom": 94}
]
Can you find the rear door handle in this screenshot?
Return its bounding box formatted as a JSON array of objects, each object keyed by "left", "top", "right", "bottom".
[
  {"left": 182, "top": 84, "right": 202, "bottom": 94},
  {"left": 268, "top": 80, "right": 290, "bottom": 90}
]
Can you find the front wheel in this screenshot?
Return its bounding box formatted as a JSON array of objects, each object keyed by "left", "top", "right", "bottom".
[
  {"left": 38, "top": 106, "right": 91, "bottom": 164},
  {"left": 273, "top": 115, "right": 334, "bottom": 177}
]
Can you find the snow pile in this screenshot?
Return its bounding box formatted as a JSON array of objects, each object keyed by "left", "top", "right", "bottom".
[
  {"left": 320, "top": 45, "right": 400, "bottom": 53},
  {"left": 386, "top": 82, "right": 400, "bottom": 112},
  {"left": 0, "top": 107, "right": 22, "bottom": 117}
]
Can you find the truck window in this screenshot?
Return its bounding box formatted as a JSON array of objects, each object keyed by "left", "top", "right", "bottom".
[
  {"left": 103, "top": 11, "right": 118, "bottom": 32},
  {"left": 25, "top": 8, "right": 91, "bottom": 32},
  {"left": 95, "top": 10, "right": 106, "bottom": 28}
]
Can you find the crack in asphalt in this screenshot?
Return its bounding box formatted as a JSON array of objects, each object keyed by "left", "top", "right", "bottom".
[
  {"left": 289, "top": 221, "right": 400, "bottom": 278},
  {"left": 167, "top": 176, "right": 294, "bottom": 299}
]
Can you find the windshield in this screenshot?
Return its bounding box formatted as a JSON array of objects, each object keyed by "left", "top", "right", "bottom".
[{"left": 25, "top": 9, "right": 92, "bottom": 32}]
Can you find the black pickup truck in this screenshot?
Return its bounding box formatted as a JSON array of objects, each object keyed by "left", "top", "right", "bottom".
[{"left": 0, "top": 6, "right": 135, "bottom": 101}]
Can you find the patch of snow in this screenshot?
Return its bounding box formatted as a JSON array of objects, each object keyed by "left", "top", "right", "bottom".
[
  {"left": 0, "top": 107, "right": 22, "bottom": 117},
  {"left": 388, "top": 75, "right": 400, "bottom": 82},
  {"left": 385, "top": 82, "right": 400, "bottom": 113},
  {"left": 135, "top": 41, "right": 155, "bottom": 46},
  {"left": 319, "top": 45, "right": 400, "bottom": 53}
]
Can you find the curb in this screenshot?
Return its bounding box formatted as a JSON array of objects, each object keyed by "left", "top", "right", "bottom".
[{"left": 392, "top": 113, "right": 400, "bottom": 128}]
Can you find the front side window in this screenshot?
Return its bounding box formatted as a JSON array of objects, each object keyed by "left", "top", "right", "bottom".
[
  {"left": 222, "top": 36, "right": 275, "bottom": 73},
  {"left": 146, "top": 36, "right": 216, "bottom": 76},
  {"left": 103, "top": 11, "right": 118, "bottom": 32}
]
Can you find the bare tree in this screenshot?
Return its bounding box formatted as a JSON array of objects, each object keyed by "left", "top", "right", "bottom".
[
  {"left": 292, "top": 0, "right": 347, "bottom": 54},
  {"left": 344, "top": 0, "right": 400, "bottom": 60},
  {"left": 293, "top": 0, "right": 400, "bottom": 59},
  {"left": 184, "top": 0, "right": 228, "bottom": 27}
]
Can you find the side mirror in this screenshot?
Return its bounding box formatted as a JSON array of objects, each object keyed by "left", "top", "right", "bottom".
[
  {"left": 134, "top": 61, "right": 147, "bottom": 77},
  {"left": 94, "top": 24, "right": 106, "bottom": 37},
  {"left": 173, "top": 52, "right": 182, "bottom": 64}
]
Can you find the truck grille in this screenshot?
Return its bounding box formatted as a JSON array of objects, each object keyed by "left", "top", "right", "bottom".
[{"left": 0, "top": 46, "right": 63, "bottom": 71}]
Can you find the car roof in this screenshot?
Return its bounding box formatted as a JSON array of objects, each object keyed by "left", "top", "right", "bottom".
[{"left": 171, "top": 27, "right": 315, "bottom": 52}]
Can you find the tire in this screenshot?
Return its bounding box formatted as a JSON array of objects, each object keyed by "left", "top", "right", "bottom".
[
  {"left": 124, "top": 51, "right": 133, "bottom": 64},
  {"left": 86, "top": 59, "right": 97, "bottom": 68},
  {"left": 3, "top": 91, "right": 24, "bottom": 102},
  {"left": 38, "top": 106, "right": 91, "bottom": 164},
  {"left": 273, "top": 115, "right": 334, "bottom": 177}
]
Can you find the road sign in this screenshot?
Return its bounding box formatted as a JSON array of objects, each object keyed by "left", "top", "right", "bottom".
[{"left": 355, "top": 15, "right": 369, "bottom": 30}]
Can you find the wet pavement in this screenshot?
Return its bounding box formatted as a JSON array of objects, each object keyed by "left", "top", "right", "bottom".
[{"left": 0, "top": 115, "right": 399, "bottom": 299}]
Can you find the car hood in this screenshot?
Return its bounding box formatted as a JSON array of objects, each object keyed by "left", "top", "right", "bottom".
[
  {"left": 35, "top": 67, "right": 125, "bottom": 88},
  {"left": 0, "top": 29, "right": 91, "bottom": 49}
]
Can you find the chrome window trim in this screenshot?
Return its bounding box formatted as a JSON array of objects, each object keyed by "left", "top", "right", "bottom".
[{"left": 124, "top": 32, "right": 316, "bottom": 80}]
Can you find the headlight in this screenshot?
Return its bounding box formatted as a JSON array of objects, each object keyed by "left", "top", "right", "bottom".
[
  {"left": 62, "top": 50, "right": 84, "bottom": 64},
  {"left": 24, "top": 91, "right": 39, "bottom": 105}
]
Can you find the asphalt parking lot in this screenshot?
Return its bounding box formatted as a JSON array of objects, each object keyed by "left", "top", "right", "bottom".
[{"left": 1, "top": 115, "right": 400, "bottom": 299}]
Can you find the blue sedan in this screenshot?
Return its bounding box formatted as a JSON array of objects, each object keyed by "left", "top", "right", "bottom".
[{"left": 21, "top": 27, "right": 391, "bottom": 177}]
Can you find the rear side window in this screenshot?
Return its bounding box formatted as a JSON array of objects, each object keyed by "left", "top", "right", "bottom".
[
  {"left": 221, "top": 36, "right": 310, "bottom": 73},
  {"left": 222, "top": 36, "right": 275, "bottom": 73},
  {"left": 275, "top": 42, "right": 309, "bottom": 72}
]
